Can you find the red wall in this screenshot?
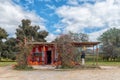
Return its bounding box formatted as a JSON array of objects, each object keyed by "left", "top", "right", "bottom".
[{"left": 28, "top": 44, "right": 55, "bottom": 65}]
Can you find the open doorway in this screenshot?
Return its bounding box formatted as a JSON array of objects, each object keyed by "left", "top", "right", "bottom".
[{"left": 46, "top": 51, "right": 52, "bottom": 64}]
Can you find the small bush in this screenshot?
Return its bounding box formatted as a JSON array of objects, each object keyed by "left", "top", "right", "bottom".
[
  {"left": 60, "top": 65, "right": 74, "bottom": 69},
  {"left": 14, "top": 64, "right": 33, "bottom": 70}
]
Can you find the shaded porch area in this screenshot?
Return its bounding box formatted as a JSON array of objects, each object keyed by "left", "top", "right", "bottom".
[{"left": 72, "top": 42, "right": 100, "bottom": 65}]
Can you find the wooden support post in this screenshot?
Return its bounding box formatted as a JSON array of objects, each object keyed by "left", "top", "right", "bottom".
[
  {"left": 93, "top": 45, "right": 95, "bottom": 65},
  {"left": 96, "top": 45, "right": 99, "bottom": 66},
  {"left": 51, "top": 46, "right": 54, "bottom": 64},
  {"left": 42, "top": 46, "right": 44, "bottom": 65},
  {"left": 43, "top": 46, "right": 46, "bottom": 64},
  {"left": 55, "top": 43, "right": 57, "bottom": 59}
]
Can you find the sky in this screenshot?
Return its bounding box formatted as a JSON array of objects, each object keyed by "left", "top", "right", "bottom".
[{"left": 0, "top": 0, "right": 120, "bottom": 42}]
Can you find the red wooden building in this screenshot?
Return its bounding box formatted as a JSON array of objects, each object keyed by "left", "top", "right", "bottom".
[
  {"left": 27, "top": 42, "right": 100, "bottom": 65},
  {"left": 27, "top": 42, "right": 57, "bottom": 65}
]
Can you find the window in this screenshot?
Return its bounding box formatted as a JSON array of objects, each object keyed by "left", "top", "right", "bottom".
[{"left": 33, "top": 52, "right": 42, "bottom": 57}]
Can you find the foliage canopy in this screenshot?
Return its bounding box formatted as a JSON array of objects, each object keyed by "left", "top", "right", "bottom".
[
  {"left": 98, "top": 28, "right": 120, "bottom": 61},
  {"left": 16, "top": 19, "right": 48, "bottom": 42}
]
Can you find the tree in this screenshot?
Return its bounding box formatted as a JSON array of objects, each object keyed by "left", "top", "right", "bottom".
[
  {"left": 15, "top": 19, "right": 48, "bottom": 69},
  {"left": 0, "top": 27, "right": 8, "bottom": 61},
  {"left": 0, "top": 27, "right": 8, "bottom": 40},
  {"left": 69, "top": 32, "right": 89, "bottom": 42},
  {"left": 54, "top": 32, "right": 89, "bottom": 68},
  {"left": 55, "top": 34, "right": 76, "bottom": 68},
  {"left": 99, "top": 28, "right": 120, "bottom": 46},
  {"left": 16, "top": 19, "right": 48, "bottom": 42},
  {"left": 2, "top": 38, "right": 18, "bottom": 60},
  {"left": 15, "top": 41, "right": 33, "bottom": 70},
  {"left": 98, "top": 28, "right": 120, "bottom": 61}
]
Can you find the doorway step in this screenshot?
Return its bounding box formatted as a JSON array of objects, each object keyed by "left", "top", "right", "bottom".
[{"left": 32, "top": 65, "right": 56, "bottom": 70}]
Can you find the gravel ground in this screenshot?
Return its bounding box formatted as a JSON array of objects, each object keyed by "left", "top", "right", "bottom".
[{"left": 0, "top": 66, "right": 120, "bottom": 80}]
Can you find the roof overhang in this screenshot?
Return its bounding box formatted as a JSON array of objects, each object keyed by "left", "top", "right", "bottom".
[
  {"left": 26, "top": 41, "right": 100, "bottom": 47},
  {"left": 72, "top": 42, "right": 101, "bottom": 47},
  {"left": 26, "top": 42, "right": 56, "bottom": 45}
]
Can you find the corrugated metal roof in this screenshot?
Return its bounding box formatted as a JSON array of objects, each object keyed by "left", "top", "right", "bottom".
[{"left": 72, "top": 42, "right": 100, "bottom": 47}]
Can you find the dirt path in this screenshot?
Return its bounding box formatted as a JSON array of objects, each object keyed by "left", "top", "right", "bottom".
[{"left": 0, "top": 66, "right": 120, "bottom": 80}]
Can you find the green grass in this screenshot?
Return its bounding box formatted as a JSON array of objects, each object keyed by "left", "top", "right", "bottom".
[
  {"left": 85, "top": 54, "right": 120, "bottom": 66},
  {"left": 0, "top": 61, "right": 16, "bottom": 67},
  {"left": 86, "top": 61, "right": 120, "bottom": 66},
  {"left": 98, "top": 61, "right": 120, "bottom": 66}
]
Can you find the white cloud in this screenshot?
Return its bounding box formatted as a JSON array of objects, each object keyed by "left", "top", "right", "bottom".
[
  {"left": 56, "top": 0, "right": 120, "bottom": 41},
  {"left": 0, "top": 0, "right": 46, "bottom": 37},
  {"left": 88, "top": 28, "right": 107, "bottom": 41},
  {"left": 67, "top": 0, "right": 106, "bottom": 6},
  {"left": 45, "top": 33, "right": 57, "bottom": 42},
  {"left": 46, "top": 4, "right": 56, "bottom": 10},
  {"left": 67, "top": 0, "right": 79, "bottom": 5},
  {"left": 89, "top": 25, "right": 120, "bottom": 41},
  {"left": 38, "top": 0, "right": 51, "bottom": 2},
  {"left": 55, "top": 29, "right": 61, "bottom": 33}
]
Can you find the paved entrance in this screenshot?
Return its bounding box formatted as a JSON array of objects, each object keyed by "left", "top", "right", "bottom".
[{"left": 32, "top": 65, "right": 56, "bottom": 69}]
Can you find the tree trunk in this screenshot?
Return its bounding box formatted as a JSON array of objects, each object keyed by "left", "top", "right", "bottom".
[{"left": 0, "top": 52, "right": 1, "bottom": 61}]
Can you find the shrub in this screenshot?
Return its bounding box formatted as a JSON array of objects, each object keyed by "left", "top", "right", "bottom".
[{"left": 14, "top": 64, "right": 33, "bottom": 70}]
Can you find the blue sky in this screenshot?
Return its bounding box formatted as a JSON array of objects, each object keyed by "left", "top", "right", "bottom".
[
  {"left": 12, "top": 0, "right": 101, "bottom": 34},
  {"left": 0, "top": 0, "right": 120, "bottom": 42}
]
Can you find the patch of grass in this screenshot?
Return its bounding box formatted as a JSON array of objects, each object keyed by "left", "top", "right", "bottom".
[
  {"left": 14, "top": 65, "right": 33, "bottom": 70},
  {"left": 85, "top": 55, "right": 120, "bottom": 66},
  {"left": 60, "top": 65, "right": 74, "bottom": 69},
  {"left": 86, "top": 61, "right": 120, "bottom": 66},
  {"left": 1, "top": 58, "right": 15, "bottom": 61},
  {"left": 98, "top": 61, "right": 120, "bottom": 66},
  {"left": 0, "top": 61, "right": 16, "bottom": 67}
]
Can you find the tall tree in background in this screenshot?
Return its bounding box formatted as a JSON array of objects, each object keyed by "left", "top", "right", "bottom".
[
  {"left": 98, "top": 28, "right": 120, "bottom": 61},
  {"left": 16, "top": 19, "right": 48, "bottom": 42},
  {"left": 0, "top": 27, "right": 8, "bottom": 40},
  {"left": 99, "top": 28, "right": 120, "bottom": 47},
  {"left": 69, "top": 32, "right": 89, "bottom": 42},
  {"left": 0, "top": 27, "right": 8, "bottom": 61},
  {"left": 2, "top": 38, "right": 18, "bottom": 60}
]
